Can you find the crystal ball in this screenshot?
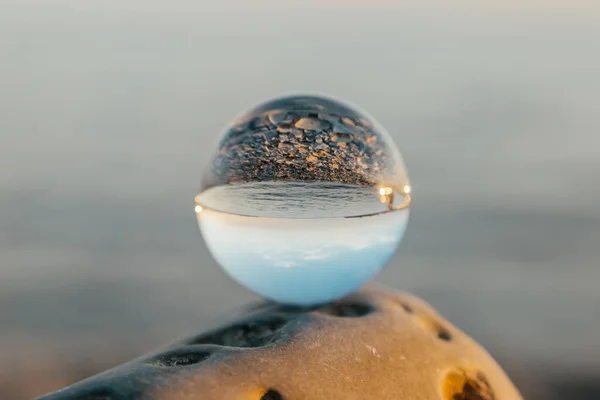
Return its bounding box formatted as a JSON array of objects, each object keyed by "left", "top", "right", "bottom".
[{"left": 195, "top": 95, "right": 411, "bottom": 305}]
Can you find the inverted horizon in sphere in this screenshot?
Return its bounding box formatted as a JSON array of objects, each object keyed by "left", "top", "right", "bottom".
[
  {"left": 196, "top": 95, "right": 411, "bottom": 304},
  {"left": 198, "top": 192, "right": 409, "bottom": 304}
]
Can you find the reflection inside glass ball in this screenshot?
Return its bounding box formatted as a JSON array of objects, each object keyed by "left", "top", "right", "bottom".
[{"left": 195, "top": 95, "right": 411, "bottom": 305}]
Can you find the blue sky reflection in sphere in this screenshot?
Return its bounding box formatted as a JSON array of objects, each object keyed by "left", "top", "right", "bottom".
[{"left": 195, "top": 95, "right": 411, "bottom": 305}]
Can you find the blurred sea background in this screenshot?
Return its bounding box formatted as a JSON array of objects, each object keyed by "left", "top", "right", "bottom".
[{"left": 1, "top": 1, "right": 599, "bottom": 398}]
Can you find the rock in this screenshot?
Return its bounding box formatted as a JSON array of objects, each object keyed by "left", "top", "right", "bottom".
[
  {"left": 294, "top": 117, "right": 331, "bottom": 131},
  {"left": 37, "top": 285, "right": 523, "bottom": 400}
]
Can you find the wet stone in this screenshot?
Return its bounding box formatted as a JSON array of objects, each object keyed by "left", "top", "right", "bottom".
[
  {"left": 269, "top": 111, "right": 298, "bottom": 125},
  {"left": 295, "top": 117, "right": 332, "bottom": 131}
]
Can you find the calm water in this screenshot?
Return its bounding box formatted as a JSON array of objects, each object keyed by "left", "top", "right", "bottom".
[
  {"left": 197, "top": 181, "right": 406, "bottom": 218},
  {"left": 1, "top": 1, "right": 599, "bottom": 378}
]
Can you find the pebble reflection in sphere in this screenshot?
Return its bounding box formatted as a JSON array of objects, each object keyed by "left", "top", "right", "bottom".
[{"left": 195, "top": 95, "right": 411, "bottom": 305}]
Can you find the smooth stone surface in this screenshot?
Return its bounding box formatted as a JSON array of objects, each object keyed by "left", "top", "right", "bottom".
[{"left": 37, "top": 285, "right": 523, "bottom": 400}]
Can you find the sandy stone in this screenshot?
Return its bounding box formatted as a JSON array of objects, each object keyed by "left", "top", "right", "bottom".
[
  {"left": 37, "top": 285, "right": 522, "bottom": 400},
  {"left": 294, "top": 117, "right": 331, "bottom": 131}
]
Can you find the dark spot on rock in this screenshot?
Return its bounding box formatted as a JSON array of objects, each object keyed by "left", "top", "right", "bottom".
[
  {"left": 416, "top": 315, "right": 453, "bottom": 342},
  {"left": 147, "top": 347, "right": 213, "bottom": 367},
  {"left": 438, "top": 328, "right": 453, "bottom": 341},
  {"left": 318, "top": 302, "right": 373, "bottom": 317},
  {"left": 188, "top": 315, "right": 288, "bottom": 347},
  {"left": 444, "top": 369, "right": 495, "bottom": 400},
  {"left": 261, "top": 389, "right": 285, "bottom": 400},
  {"left": 400, "top": 303, "right": 414, "bottom": 314},
  {"left": 277, "top": 304, "right": 318, "bottom": 314}
]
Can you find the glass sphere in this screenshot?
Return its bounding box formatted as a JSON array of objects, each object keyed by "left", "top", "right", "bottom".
[{"left": 195, "top": 95, "right": 411, "bottom": 305}]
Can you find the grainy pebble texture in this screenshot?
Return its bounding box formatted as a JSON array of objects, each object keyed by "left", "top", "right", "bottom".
[
  {"left": 201, "top": 95, "right": 408, "bottom": 191},
  {"left": 37, "top": 285, "right": 523, "bottom": 400}
]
